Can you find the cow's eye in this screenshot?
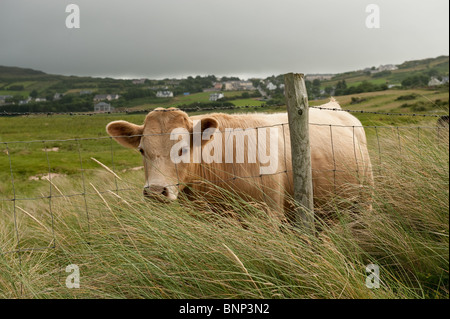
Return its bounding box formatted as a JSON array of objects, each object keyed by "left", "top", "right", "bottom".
[
  {"left": 179, "top": 147, "right": 189, "bottom": 157},
  {"left": 139, "top": 148, "right": 144, "bottom": 155}
]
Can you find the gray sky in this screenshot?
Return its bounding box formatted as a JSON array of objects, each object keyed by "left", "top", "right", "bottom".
[{"left": 0, "top": 0, "right": 448, "bottom": 79}]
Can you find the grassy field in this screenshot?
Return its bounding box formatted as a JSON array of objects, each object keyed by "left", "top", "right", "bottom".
[
  {"left": 123, "top": 91, "right": 259, "bottom": 110},
  {"left": 0, "top": 88, "right": 448, "bottom": 299},
  {"left": 0, "top": 81, "right": 59, "bottom": 98}
]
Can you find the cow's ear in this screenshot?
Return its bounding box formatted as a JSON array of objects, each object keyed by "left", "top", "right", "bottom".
[
  {"left": 189, "top": 117, "right": 220, "bottom": 147},
  {"left": 106, "top": 120, "right": 143, "bottom": 148},
  {"left": 194, "top": 117, "right": 219, "bottom": 146},
  {"left": 200, "top": 117, "right": 219, "bottom": 133}
]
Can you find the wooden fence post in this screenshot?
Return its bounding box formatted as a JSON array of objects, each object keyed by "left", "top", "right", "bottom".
[{"left": 284, "top": 73, "right": 315, "bottom": 233}]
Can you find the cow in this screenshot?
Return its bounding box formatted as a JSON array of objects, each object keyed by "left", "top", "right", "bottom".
[
  {"left": 437, "top": 115, "right": 449, "bottom": 128},
  {"left": 106, "top": 99, "right": 373, "bottom": 220}
]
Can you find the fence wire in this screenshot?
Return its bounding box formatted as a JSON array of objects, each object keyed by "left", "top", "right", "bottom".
[{"left": 1, "top": 104, "right": 448, "bottom": 118}]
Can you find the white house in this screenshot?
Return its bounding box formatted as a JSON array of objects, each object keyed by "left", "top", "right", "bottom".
[
  {"left": 19, "top": 97, "right": 32, "bottom": 105},
  {"left": 209, "top": 93, "right": 224, "bottom": 101},
  {"left": 266, "top": 82, "right": 277, "bottom": 91},
  {"left": 428, "top": 77, "right": 442, "bottom": 87},
  {"left": 93, "top": 94, "right": 120, "bottom": 101},
  {"left": 371, "top": 64, "right": 398, "bottom": 74},
  {"left": 94, "top": 102, "right": 114, "bottom": 113},
  {"left": 156, "top": 91, "right": 174, "bottom": 98},
  {"left": 53, "top": 93, "right": 63, "bottom": 101},
  {"left": 378, "top": 64, "right": 398, "bottom": 72}
]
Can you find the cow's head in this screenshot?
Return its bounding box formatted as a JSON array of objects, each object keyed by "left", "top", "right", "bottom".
[{"left": 106, "top": 108, "right": 218, "bottom": 201}]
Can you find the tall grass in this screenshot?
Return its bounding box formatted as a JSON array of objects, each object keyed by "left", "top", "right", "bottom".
[{"left": 0, "top": 128, "right": 448, "bottom": 299}]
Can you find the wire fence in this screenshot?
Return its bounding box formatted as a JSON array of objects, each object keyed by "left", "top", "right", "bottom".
[
  {"left": 1, "top": 104, "right": 448, "bottom": 117},
  {"left": 0, "top": 105, "right": 449, "bottom": 263}
]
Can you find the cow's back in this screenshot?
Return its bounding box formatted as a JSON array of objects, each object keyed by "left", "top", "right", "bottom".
[
  {"left": 189, "top": 103, "right": 373, "bottom": 213},
  {"left": 257, "top": 107, "right": 373, "bottom": 207}
]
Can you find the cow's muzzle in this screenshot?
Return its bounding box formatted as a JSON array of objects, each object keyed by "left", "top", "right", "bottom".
[{"left": 143, "top": 184, "right": 176, "bottom": 202}]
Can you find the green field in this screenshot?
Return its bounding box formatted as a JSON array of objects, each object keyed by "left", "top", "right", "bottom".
[
  {"left": 0, "top": 80, "right": 59, "bottom": 98},
  {"left": 121, "top": 91, "right": 250, "bottom": 109}
]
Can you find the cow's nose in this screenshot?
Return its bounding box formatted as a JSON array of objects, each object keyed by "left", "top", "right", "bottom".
[{"left": 143, "top": 185, "right": 170, "bottom": 198}]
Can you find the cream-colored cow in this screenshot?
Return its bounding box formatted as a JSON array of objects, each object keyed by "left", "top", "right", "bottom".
[{"left": 107, "top": 99, "right": 373, "bottom": 218}]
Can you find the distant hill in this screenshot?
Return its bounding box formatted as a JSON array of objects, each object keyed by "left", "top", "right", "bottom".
[
  {"left": 323, "top": 55, "right": 449, "bottom": 87},
  {"left": 397, "top": 55, "right": 449, "bottom": 71},
  {"left": 0, "top": 65, "right": 47, "bottom": 78}
]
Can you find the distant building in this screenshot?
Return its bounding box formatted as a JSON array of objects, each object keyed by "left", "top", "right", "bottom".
[
  {"left": 223, "top": 81, "right": 255, "bottom": 91},
  {"left": 428, "top": 77, "right": 442, "bottom": 87},
  {"left": 239, "top": 81, "right": 255, "bottom": 90},
  {"left": 93, "top": 94, "right": 120, "bottom": 101},
  {"left": 305, "top": 74, "right": 334, "bottom": 81},
  {"left": 209, "top": 93, "right": 224, "bottom": 101},
  {"left": 19, "top": 97, "right": 32, "bottom": 105},
  {"left": 94, "top": 102, "right": 114, "bottom": 113},
  {"left": 441, "top": 76, "right": 449, "bottom": 84},
  {"left": 80, "top": 90, "right": 93, "bottom": 95},
  {"left": 156, "top": 91, "right": 174, "bottom": 98},
  {"left": 378, "top": 64, "right": 398, "bottom": 72},
  {"left": 35, "top": 97, "right": 47, "bottom": 102},
  {"left": 53, "top": 93, "right": 63, "bottom": 101},
  {"left": 94, "top": 94, "right": 108, "bottom": 101},
  {"left": 0, "top": 95, "right": 13, "bottom": 104},
  {"left": 132, "top": 79, "right": 146, "bottom": 85},
  {"left": 370, "top": 64, "right": 398, "bottom": 74},
  {"left": 266, "top": 82, "right": 277, "bottom": 91},
  {"left": 204, "top": 82, "right": 224, "bottom": 92},
  {"left": 166, "top": 80, "right": 181, "bottom": 86},
  {"left": 223, "top": 81, "right": 238, "bottom": 91}
]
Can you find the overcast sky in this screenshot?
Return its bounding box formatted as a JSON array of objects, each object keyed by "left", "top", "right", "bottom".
[{"left": 0, "top": 0, "right": 448, "bottom": 79}]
